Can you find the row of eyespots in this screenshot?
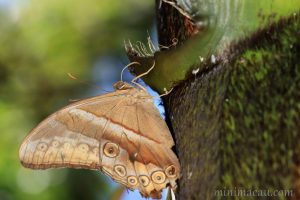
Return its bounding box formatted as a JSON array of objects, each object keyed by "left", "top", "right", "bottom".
[
  {"left": 36, "top": 141, "right": 97, "bottom": 153},
  {"left": 103, "top": 142, "right": 177, "bottom": 186},
  {"left": 126, "top": 170, "right": 169, "bottom": 186}
]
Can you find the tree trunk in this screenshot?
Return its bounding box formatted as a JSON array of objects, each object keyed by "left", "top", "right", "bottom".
[{"left": 128, "top": 1, "right": 300, "bottom": 199}]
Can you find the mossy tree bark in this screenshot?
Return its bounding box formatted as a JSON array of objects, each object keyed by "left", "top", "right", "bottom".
[{"left": 128, "top": 1, "right": 300, "bottom": 199}]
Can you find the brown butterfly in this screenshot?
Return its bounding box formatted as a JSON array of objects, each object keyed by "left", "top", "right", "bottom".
[{"left": 19, "top": 79, "right": 180, "bottom": 199}]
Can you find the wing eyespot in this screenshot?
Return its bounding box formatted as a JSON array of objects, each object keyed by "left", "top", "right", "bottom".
[
  {"left": 37, "top": 142, "right": 48, "bottom": 152},
  {"left": 78, "top": 143, "right": 89, "bottom": 152},
  {"left": 165, "top": 165, "right": 177, "bottom": 178},
  {"left": 51, "top": 140, "right": 60, "bottom": 147},
  {"left": 151, "top": 171, "right": 166, "bottom": 184},
  {"left": 127, "top": 176, "right": 138, "bottom": 186},
  {"left": 114, "top": 165, "right": 127, "bottom": 177},
  {"left": 138, "top": 175, "right": 150, "bottom": 187},
  {"left": 103, "top": 142, "right": 119, "bottom": 158}
]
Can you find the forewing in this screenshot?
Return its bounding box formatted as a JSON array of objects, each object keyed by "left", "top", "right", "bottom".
[
  {"left": 136, "top": 100, "right": 175, "bottom": 147},
  {"left": 19, "top": 93, "right": 125, "bottom": 170},
  {"left": 82, "top": 94, "right": 175, "bottom": 148}
]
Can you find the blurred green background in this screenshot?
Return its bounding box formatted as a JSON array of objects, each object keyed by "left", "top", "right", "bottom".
[{"left": 0, "top": 0, "right": 159, "bottom": 199}]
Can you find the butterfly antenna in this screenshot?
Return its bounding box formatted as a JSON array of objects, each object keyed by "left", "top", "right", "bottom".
[
  {"left": 120, "top": 62, "right": 141, "bottom": 82},
  {"left": 130, "top": 60, "right": 156, "bottom": 91},
  {"left": 131, "top": 60, "right": 155, "bottom": 83},
  {"left": 67, "top": 72, "right": 111, "bottom": 93}
]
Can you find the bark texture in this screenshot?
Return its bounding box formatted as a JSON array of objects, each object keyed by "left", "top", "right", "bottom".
[{"left": 159, "top": 2, "right": 300, "bottom": 200}]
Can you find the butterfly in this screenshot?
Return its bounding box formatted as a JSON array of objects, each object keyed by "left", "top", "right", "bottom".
[{"left": 19, "top": 80, "right": 180, "bottom": 199}]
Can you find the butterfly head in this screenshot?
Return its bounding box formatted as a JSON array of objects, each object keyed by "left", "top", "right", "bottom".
[{"left": 113, "top": 81, "right": 134, "bottom": 90}]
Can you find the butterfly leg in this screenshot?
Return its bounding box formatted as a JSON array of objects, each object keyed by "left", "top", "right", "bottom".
[{"left": 160, "top": 87, "right": 174, "bottom": 97}]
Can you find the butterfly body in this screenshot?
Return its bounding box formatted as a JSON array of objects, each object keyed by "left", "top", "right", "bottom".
[{"left": 19, "top": 81, "right": 180, "bottom": 199}]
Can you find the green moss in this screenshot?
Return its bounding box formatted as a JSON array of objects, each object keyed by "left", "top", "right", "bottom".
[{"left": 219, "top": 13, "right": 300, "bottom": 200}]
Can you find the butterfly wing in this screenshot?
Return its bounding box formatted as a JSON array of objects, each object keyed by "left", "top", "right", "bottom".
[
  {"left": 19, "top": 87, "right": 180, "bottom": 198},
  {"left": 19, "top": 92, "right": 125, "bottom": 170}
]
